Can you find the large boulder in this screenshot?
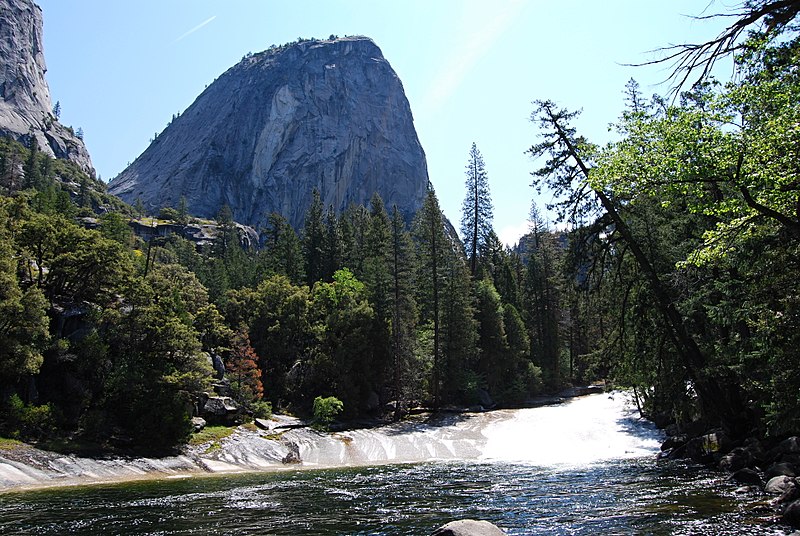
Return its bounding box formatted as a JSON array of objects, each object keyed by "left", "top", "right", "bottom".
[
  {"left": 108, "top": 36, "right": 428, "bottom": 232},
  {"left": 768, "top": 437, "right": 800, "bottom": 466},
  {"left": 767, "top": 462, "right": 797, "bottom": 479},
  {"left": 728, "top": 468, "right": 762, "bottom": 487},
  {"left": 718, "top": 447, "right": 755, "bottom": 473},
  {"left": 683, "top": 431, "right": 732, "bottom": 463},
  {"left": 766, "top": 475, "right": 795, "bottom": 495},
  {"left": 778, "top": 437, "right": 800, "bottom": 454},
  {"left": 199, "top": 395, "right": 240, "bottom": 424},
  {"left": 431, "top": 520, "right": 505, "bottom": 536},
  {"left": 281, "top": 441, "right": 301, "bottom": 464},
  {"left": 191, "top": 417, "right": 207, "bottom": 432},
  {"left": 782, "top": 499, "right": 800, "bottom": 528}
]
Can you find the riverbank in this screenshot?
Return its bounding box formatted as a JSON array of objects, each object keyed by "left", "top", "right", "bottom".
[
  {"left": 0, "top": 386, "right": 610, "bottom": 493},
  {"left": 0, "top": 409, "right": 488, "bottom": 492},
  {"left": 659, "top": 427, "right": 800, "bottom": 528}
]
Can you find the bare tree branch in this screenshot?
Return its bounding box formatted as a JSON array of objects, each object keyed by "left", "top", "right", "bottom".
[{"left": 628, "top": 0, "right": 800, "bottom": 95}]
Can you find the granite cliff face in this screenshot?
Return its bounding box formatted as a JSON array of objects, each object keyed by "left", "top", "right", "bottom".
[
  {"left": 108, "top": 36, "right": 429, "bottom": 231},
  {"left": 0, "top": 0, "right": 94, "bottom": 175}
]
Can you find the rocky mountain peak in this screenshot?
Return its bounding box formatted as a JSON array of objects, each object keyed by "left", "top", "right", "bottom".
[
  {"left": 108, "top": 35, "right": 429, "bottom": 231},
  {"left": 0, "top": 0, "right": 94, "bottom": 175}
]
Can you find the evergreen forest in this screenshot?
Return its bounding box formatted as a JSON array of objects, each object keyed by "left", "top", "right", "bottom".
[{"left": 0, "top": 11, "right": 799, "bottom": 454}]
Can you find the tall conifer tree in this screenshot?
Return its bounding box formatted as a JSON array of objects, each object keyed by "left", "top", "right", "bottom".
[
  {"left": 460, "top": 143, "right": 494, "bottom": 276},
  {"left": 303, "top": 189, "right": 325, "bottom": 286},
  {"left": 389, "top": 205, "right": 417, "bottom": 418},
  {"left": 413, "top": 189, "right": 447, "bottom": 408}
]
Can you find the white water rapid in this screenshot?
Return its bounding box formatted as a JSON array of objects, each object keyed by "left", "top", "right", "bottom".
[
  {"left": 481, "top": 391, "right": 663, "bottom": 465},
  {"left": 0, "top": 391, "right": 664, "bottom": 491},
  {"left": 293, "top": 391, "right": 663, "bottom": 468}
]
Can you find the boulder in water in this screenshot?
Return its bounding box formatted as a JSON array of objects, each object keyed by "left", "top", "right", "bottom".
[
  {"left": 683, "top": 431, "right": 731, "bottom": 463},
  {"left": 729, "top": 468, "right": 762, "bottom": 487},
  {"left": 782, "top": 499, "right": 800, "bottom": 527},
  {"left": 766, "top": 475, "right": 795, "bottom": 495},
  {"left": 767, "top": 462, "right": 797, "bottom": 479},
  {"left": 431, "top": 519, "right": 505, "bottom": 536},
  {"left": 719, "top": 447, "right": 755, "bottom": 472},
  {"left": 778, "top": 479, "right": 800, "bottom": 505},
  {"left": 661, "top": 434, "right": 688, "bottom": 452}
]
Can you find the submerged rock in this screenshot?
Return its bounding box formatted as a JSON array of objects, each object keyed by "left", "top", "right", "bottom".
[{"left": 431, "top": 519, "right": 505, "bottom": 536}]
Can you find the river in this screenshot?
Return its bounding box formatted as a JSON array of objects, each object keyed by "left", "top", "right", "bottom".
[{"left": 0, "top": 393, "right": 791, "bottom": 534}]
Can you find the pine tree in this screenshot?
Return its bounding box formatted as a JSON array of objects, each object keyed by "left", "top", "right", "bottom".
[
  {"left": 389, "top": 205, "right": 417, "bottom": 418},
  {"left": 321, "top": 205, "right": 342, "bottom": 282},
  {"left": 362, "top": 193, "right": 393, "bottom": 399},
  {"left": 364, "top": 193, "right": 392, "bottom": 312},
  {"left": 133, "top": 197, "right": 145, "bottom": 217},
  {"left": 226, "top": 327, "right": 264, "bottom": 405},
  {"left": 23, "top": 135, "right": 42, "bottom": 189},
  {"left": 303, "top": 189, "right": 325, "bottom": 286},
  {"left": 213, "top": 204, "right": 236, "bottom": 259},
  {"left": 523, "top": 201, "right": 562, "bottom": 390},
  {"left": 413, "top": 188, "right": 447, "bottom": 408},
  {"left": 340, "top": 203, "right": 369, "bottom": 277},
  {"left": 439, "top": 243, "right": 478, "bottom": 404},
  {"left": 460, "top": 142, "right": 494, "bottom": 276},
  {"left": 474, "top": 277, "right": 509, "bottom": 400},
  {"left": 177, "top": 196, "right": 189, "bottom": 225},
  {"left": 262, "top": 212, "right": 303, "bottom": 284}
]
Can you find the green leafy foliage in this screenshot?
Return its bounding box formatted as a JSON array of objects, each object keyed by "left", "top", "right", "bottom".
[
  {"left": 312, "top": 395, "right": 344, "bottom": 430},
  {"left": 527, "top": 32, "right": 800, "bottom": 436}
]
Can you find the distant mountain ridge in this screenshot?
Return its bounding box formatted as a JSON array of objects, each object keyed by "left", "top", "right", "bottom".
[
  {"left": 0, "top": 0, "right": 94, "bottom": 175},
  {"left": 109, "top": 36, "right": 430, "bottom": 231}
]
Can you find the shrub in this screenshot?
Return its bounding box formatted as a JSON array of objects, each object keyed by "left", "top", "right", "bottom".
[
  {"left": 312, "top": 396, "right": 343, "bottom": 430},
  {"left": 251, "top": 400, "right": 272, "bottom": 419},
  {"left": 1, "top": 394, "right": 56, "bottom": 440},
  {"left": 159, "top": 207, "right": 180, "bottom": 221}
]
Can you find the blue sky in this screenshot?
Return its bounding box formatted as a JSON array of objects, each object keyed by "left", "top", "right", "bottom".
[{"left": 37, "top": 1, "right": 730, "bottom": 245}]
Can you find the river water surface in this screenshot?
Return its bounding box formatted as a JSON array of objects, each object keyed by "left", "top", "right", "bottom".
[{"left": 0, "top": 393, "right": 791, "bottom": 535}]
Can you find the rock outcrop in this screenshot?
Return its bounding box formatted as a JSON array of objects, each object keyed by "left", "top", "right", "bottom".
[
  {"left": 108, "top": 36, "right": 429, "bottom": 231},
  {"left": 0, "top": 0, "right": 94, "bottom": 175}
]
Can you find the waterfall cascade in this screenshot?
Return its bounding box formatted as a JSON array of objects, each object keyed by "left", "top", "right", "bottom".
[
  {"left": 294, "top": 391, "right": 663, "bottom": 468},
  {"left": 0, "top": 391, "right": 664, "bottom": 491}
]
